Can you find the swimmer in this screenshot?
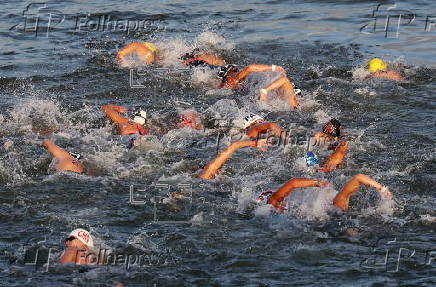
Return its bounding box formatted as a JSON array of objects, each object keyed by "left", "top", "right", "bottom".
[
  {"left": 199, "top": 138, "right": 271, "bottom": 179},
  {"left": 117, "top": 42, "right": 225, "bottom": 67},
  {"left": 366, "top": 58, "right": 404, "bottom": 81},
  {"left": 259, "top": 174, "right": 392, "bottom": 212},
  {"left": 42, "top": 140, "right": 84, "bottom": 174},
  {"left": 243, "top": 113, "right": 286, "bottom": 140},
  {"left": 214, "top": 64, "right": 300, "bottom": 109},
  {"left": 59, "top": 228, "right": 94, "bottom": 264}
]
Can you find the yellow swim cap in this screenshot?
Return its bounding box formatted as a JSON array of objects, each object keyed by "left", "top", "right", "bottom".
[
  {"left": 368, "top": 58, "right": 388, "bottom": 73},
  {"left": 142, "top": 42, "right": 159, "bottom": 55}
]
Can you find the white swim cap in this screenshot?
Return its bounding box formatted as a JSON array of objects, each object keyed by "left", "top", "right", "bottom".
[
  {"left": 243, "top": 113, "right": 264, "bottom": 129},
  {"left": 133, "top": 109, "right": 147, "bottom": 125},
  {"left": 67, "top": 228, "right": 94, "bottom": 248}
]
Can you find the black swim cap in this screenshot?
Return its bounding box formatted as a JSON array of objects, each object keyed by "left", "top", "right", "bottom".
[{"left": 322, "top": 118, "right": 342, "bottom": 137}]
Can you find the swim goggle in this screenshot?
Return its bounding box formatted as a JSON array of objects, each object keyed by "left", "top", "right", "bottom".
[{"left": 69, "top": 152, "right": 82, "bottom": 160}]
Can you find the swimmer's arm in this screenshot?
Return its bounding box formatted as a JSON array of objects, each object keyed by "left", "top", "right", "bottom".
[
  {"left": 260, "top": 76, "right": 299, "bottom": 108},
  {"left": 102, "top": 105, "right": 129, "bottom": 125},
  {"left": 117, "top": 43, "right": 150, "bottom": 62},
  {"left": 333, "top": 174, "right": 392, "bottom": 211},
  {"left": 317, "top": 141, "right": 348, "bottom": 173},
  {"left": 235, "top": 64, "right": 286, "bottom": 83},
  {"left": 198, "top": 140, "right": 258, "bottom": 180},
  {"left": 196, "top": 54, "right": 226, "bottom": 66},
  {"left": 268, "top": 179, "right": 329, "bottom": 209},
  {"left": 42, "top": 140, "right": 71, "bottom": 159},
  {"left": 246, "top": 122, "right": 285, "bottom": 139}
]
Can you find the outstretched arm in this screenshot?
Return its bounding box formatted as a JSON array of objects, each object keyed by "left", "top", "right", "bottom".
[
  {"left": 317, "top": 141, "right": 348, "bottom": 173},
  {"left": 268, "top": 178, "right": 330, "bottom": 210},
  {"left": 195, "top": 54, "right": 226, "bottom": 66},
  {"left": 43, "top": 140, "right": 71, "bottom": 159},
  {"left": 235, "top": 64, "right": 286, "bottom": 83},
  {"left": 102, "top": 105, "right": 130, "bottom": 125},
  {"left": 42, "top": 140, "right": 84, "bottom": 174},
  {"left": 333, "top": 174, "right": 392, "bottom": 211},
  {"left": 246, "top": 122, "right": 285, "bottom": 139},
  {"left": 260, "top": 76, "right": 299, "bottom": 109},
  {"left": 199, "top": 139, "right": 268, "bottom": 180}
]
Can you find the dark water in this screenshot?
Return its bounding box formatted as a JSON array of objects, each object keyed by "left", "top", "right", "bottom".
[{"left": 1, "top": 0, "right": 436, "bottom": 286}]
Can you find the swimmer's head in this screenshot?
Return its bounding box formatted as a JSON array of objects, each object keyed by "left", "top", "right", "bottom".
[
  {"left": 304, "top": 152, "right": 319, "bottom": 166},
  {"left": 257, "top": 190, "right": 273, "bottom": 204},
  {"left": 368, "top": 58, "right": 387, "bottom": 73},
  {"left": 133, "top": 110, "right": 147, "bottom": 126},
  {"left": 217, "top": 64, "right": 238, "bottom": 81},
  {"left": 69, "top": 152, "right": 82, "bottom": 160},
  {"left": 65, "top": 228, "right": 94, "bottom": 248},
  {"left": 322, "top": 118, "right": 342, "bottom": 138},
  {"left": 142, "top": 42, "right": 159, "bottom": 64},
  {"left": 243, "top": 113, "right": 264, "bottom": 129}
]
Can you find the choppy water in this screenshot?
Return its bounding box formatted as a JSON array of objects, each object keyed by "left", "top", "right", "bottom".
[{"left": 1, "top": 0, "right": 436, "bottom": 286}]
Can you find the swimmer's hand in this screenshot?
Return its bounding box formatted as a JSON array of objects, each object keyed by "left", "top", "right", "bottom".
[{"left": 379, "top": 186, "right": 393, "bottom": 199}]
